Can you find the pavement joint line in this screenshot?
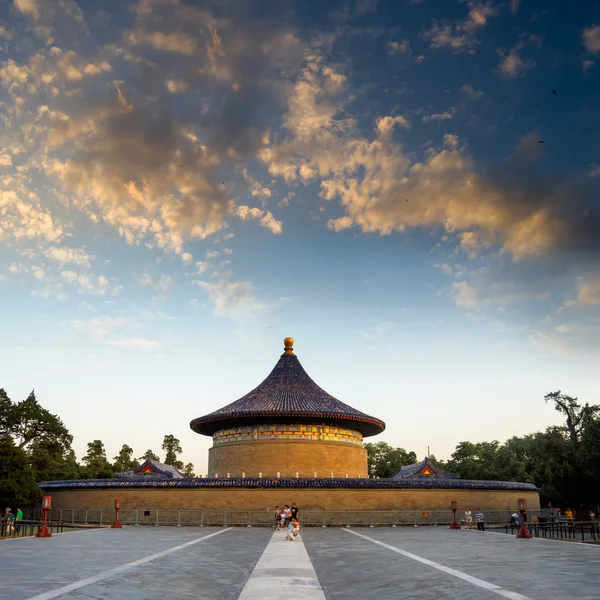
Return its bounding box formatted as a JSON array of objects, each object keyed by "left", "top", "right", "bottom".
[
  {"left": 343, "top": 529, "right": 533, "bottom": 600},
  {"left": 24, "top": 527, "right": 232, "bottom": 600},
  {"left": 238, "top": 529, "right": 326, "bottom": 599}
]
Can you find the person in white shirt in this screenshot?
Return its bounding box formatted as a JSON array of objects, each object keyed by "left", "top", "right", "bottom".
[{"left": 464, "top": 508, "right": 473, "bottom": 529}]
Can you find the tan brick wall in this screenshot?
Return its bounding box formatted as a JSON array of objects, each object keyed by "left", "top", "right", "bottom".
[
  {"left": 208, "top": 440, "right": 368, "bottom": 478},
  {"left": 46, "top": 487, "right": 540, "bottom": 512}
]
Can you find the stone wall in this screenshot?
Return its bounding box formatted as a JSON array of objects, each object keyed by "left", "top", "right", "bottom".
[
  {"left": 207, "top": 440, "right": 368, "bottom": 478},
  {"left": 46, "top": 487, "right": 540, "bottom": 512}
]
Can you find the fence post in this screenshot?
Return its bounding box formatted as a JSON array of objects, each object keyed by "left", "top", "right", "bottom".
[
  {"left": 223, "top": 511, "right": 227, "bottom": 528},
  {"left": 99, "top": 510, "right": 104, "bottom": 525},
  {"left": 200, "top": 511, "right": 204, "bottom": 527},
  {"left": 322, "top": 510, "right": 326, "bottom": 528},
  {"left": 155, "top": 510, "right": 159, "bottom": 527},
  {"left": 369, "top": 511, "right": 374, "bottom": 528},
  {"left": 134, "top": 510, "right": 139, "bottom": 526},
  {"left": 84, "top": 510, "right": 88, "bottom": 525},
  {"left": 247, "top": 511, "right": 252, "bottom": 528},
  {"left": 177, "top": 510, "right": 181, "bottom": 527},
  {"left": 414, "top": 511, "right": 418, "bottom": 527},
  {"left": 392, "top": 510, "right": 397, "bottom": 528},
  {"left": 346, "top": 511, "right": 350, "bottom": 528}
]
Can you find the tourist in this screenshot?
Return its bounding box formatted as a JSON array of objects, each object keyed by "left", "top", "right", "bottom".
[
  {"left": 511, "top": 512, "right": 520, "bottom": 527},
  {"left": 5, "top": 509, "right": 14, "bottom": 534},
  {"left": 291, "top": 502, "right": 299, "bottom": 520},
  {"left": 475, "top": 509, "right": 485, "bottom": 531},
  {"left": 565, "top": 508, "right": 574, "bottom": 521},
  {"left": 15, "top": 507, "right": 23, "bottom": 533},
  {"left": 285, "top": 517, "right": 296, "bottom": 541},
  {"left": 464, "top": 508, "right": 473, "bottom": 529},
  {"left": 274, "top": 506, "right": 281, "bottom": 530},
  {"left": 284, "top": 505, "right": 291, "bottom": 526},
  {"left": 292, "top": 517, "right": 300, "bottom": 539}
]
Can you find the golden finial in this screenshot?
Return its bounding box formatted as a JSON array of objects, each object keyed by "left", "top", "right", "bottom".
[{"left": 283, "top": 337, "right": 294, "bottom": 355}]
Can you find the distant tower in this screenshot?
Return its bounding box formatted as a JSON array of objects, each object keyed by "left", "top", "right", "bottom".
[{"left": 190, "top": 337, "right": 385, "bottom": 478}]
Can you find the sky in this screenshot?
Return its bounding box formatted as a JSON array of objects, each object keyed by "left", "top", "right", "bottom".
[{"left": 1, "top": 0, "right": 599, "bottom": 475}]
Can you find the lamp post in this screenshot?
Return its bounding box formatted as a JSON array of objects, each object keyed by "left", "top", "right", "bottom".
[
  {"left": 111, "top": 498, "right": 122, "bottom": 528},
  {"left": 36, "top": 495, "right": 52, "bottom": 538},
  {"left": 516, "top": 497, "right": 532, "bottom": 539},
  {"left": 450, "top": 500, "right": 461, "bottom": 529}
]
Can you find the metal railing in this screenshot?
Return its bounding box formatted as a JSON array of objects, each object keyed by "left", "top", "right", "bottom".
[
  {"left": 504, "top": 521, "right": 600, "bottom": 543},
  {"left": 22, "top": 508, "right": 544, "bottom": 528},
  {"left": 0, "top": 519, "right": 65, "bottom": 539}
]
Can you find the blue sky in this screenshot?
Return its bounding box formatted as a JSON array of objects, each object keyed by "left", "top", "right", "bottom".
[{"left": 1, "top": 0, "right": 599, "bottom": 474}]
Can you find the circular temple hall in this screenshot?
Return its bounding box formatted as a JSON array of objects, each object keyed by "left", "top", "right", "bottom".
[
  {"left": 40, "top": 338, "right": 540, "bottom": 512},
  {"left": 190, "top": 337, "right": 384, "bottom": 479}
]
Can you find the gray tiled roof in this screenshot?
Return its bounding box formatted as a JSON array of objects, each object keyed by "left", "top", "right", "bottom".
[
  {"left": 116, "top": 459, "right": 184, "bottom": 479},
  {"left": 190, "top": 351, "right": 385, "bottom": 437}
]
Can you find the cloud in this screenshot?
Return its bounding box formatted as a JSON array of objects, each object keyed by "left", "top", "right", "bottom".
[
  {"left": 583, "top": 26, "right": 600, "bottom": 54},
  {"left": 451, "top": 281, "right": 481, "bottom": 308},
  {"left": 461, "top": 84, "right": 484, "bottom": 99},
  {"left": 565, "top": 278, "right": 600, "bottom": 307},
  {"left": 422, "top": 111, "right": 454, "bottom": 122},
  {"left": 497, "top": 42, "right": 536, "bottom": 78},
  {"left": 510, "top": 0, "right": 521, "bottom": 14},
  {"left": 1, "top": 0, "right": 302, "bottom": 262},
  {"left": 261, "top": 55, "right": 599, "bottom": 264},
  {"left": 388, "top": 40, "right": 411, "bottom": 55},
  {"left": 138, "top": 272, "right": 173, "bottom": 293},
  {"left": 555, "top": 324, "right": 573, "bottom": 333},
  {"left": 71, "top": 315, "right": 160, "bottom": 351},
  {"left": 60, "top": 271, "right": 118, "bottom": 296},
  {"left": 195, "top": 272, "right": 268, "bottom": 319},
  {"left": 234, "top": 205, "right": 283, "bottom": 234},
  {"left": 422, "top": 2, "right": 496, "bottom": 53},
  {"left": 42, "top": 246, "right": 92, "bottom": 267}
]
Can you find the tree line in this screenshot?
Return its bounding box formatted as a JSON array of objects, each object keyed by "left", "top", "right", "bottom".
[
  {"left": 365, "top": 391, "right": 600, "bottom": 509},
  {"left": 0, "top": 388, "right": 195, "bottom": 508}
]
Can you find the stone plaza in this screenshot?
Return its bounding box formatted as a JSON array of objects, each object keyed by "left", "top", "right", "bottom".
[{"left": 2, "top": 526, "right": 599, "bottom": 600}]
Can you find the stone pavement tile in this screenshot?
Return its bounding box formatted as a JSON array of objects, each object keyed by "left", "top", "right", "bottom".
[
  {"left": 340, "top": 528, "right": 600, "bottom": 600},
  {"left": 302, "top": 528, "right": 502, "bottom": 600},
  {"left": 0, "top": 527, "right": 271, "bottom": 600}
]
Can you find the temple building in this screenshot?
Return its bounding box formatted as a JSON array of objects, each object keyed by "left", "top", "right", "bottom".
[
  {"left": 40, "top": 337, "right": 540, "bottom": 512},
  {"left": 190, "top": 337, "right": 384, "bottom": 479}
]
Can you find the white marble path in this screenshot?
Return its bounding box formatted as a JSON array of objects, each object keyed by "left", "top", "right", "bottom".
[{"left": 238, "top": 529, "right": 326, "bottom": 600}]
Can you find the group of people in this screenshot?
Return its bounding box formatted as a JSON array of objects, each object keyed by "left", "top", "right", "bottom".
[
  {"left": 2, "top": 507, "right": 23, "bottom": 534},
  {"left": 274, "top": 503, "right": 300, "bottom": 541},
  {"left": 462, "top": 508, "right": 485, "bottom": 531}
]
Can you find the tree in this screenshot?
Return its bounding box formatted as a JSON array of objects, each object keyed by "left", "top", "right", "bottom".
[
  {"left": 364, "top": 442, "right": 417, "bottom": 478},
  {"left": 113, "top": 444, "right": 139, "bottom": 472},
  {"left": 0, "top": 438, "right": 41, "bottom": 508},
  {"left": 28, "top": 439, "right": 80, "bottom": 483},
  {"left": 162, "top": 434, "right": 184, "bottom": 470},
  {"left": 182, "top": 462, "right": 195, "bottom": 477},
  {"left": 139, "top": 449, "right": 160, "bottom": 462},
  {"left": 0, "top": 389, "right": 72, "bottom": 450},
  {"left": 544, "top": 391, "right": 600, "bottom": 451},
  {"left": 81, "top": 440, "right": 114, "bottom": 479}
]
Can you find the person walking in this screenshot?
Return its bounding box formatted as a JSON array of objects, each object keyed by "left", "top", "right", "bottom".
[
  {"left": 283, "top": 505, "right": 291, "bottom": 526},
  {"left": 464, "top": 508, "right": 473, "bottom": 530},
  {"left": 475, "top": 509, "right": 485, "bottom": 531},
  {"left": 291, "top": 503, "right": 299, "bottom": 521},
  {"left": 6, "top": 509, "right": 14, "bottom": 535},
  {"left": 274, "top": 506, "right": 281, "bottom": 530},
  {"left": 15, "top": 508, "right": 23, "bottom": 534}
]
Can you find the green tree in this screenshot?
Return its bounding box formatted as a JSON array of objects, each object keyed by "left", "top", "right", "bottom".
[
  {"left": 139, "top": 449, "right": 160, "bottom": 462},
  {"left": 162, "top": 435, "right": 184, "bottom": 470},
  {"left": 28, "top": 439, "right": 80, "bottom": 482},
  {"left": 544, "top": 391, "right": 600, "bottom": 451},
  {"left": 0, "top": 438, "right": 41, "bottom": 508},
  {"left": 1, "top": 389, "right": 72, "bottom": 450},
  {"left": 113, "top": 444, "right": 139, "bottom": 472},
  {"left": 182, "top": 462, "right": 195, "bottom": 477},
  {"left": 81, "top": 440, "right": 114, "bottom": 479},
  {"left": 364, "top": 442, "right": 417, "bottom": 478}
]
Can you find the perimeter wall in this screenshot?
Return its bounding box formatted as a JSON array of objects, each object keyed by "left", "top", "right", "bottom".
[{"left": 46, "top": 488, "right": 540, "bottom": 512}]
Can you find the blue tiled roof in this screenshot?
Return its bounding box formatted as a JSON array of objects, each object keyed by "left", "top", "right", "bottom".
[
  {"left": 190, "top": 351, "right": 385, "bottom": 437},
  {"left": 390, "top": 457, "right": 459, "bottom": 480},
  {"left": 115, "top": 459, "right": 184, "bottom": 479},
  {"left": 39, "top": 477, "right": 539, "bottom": 492}
]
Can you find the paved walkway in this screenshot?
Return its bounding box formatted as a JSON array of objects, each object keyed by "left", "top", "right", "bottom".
[{"left": 1, "top": 527, "right": 599, "bottom": 599}]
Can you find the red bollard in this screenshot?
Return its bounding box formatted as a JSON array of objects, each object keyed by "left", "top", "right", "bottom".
[
  {"left": 36, "top": 496, "right": 53, "bottom": 538},
  {"left": 449, "top": 500, "right": 461, "bottom": 529},
  {"left": 516, "top": 498, "right": 532, "bottom": 539},
  {"left": 111, "top": 499, "right": 122, "bottom": 528}
]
